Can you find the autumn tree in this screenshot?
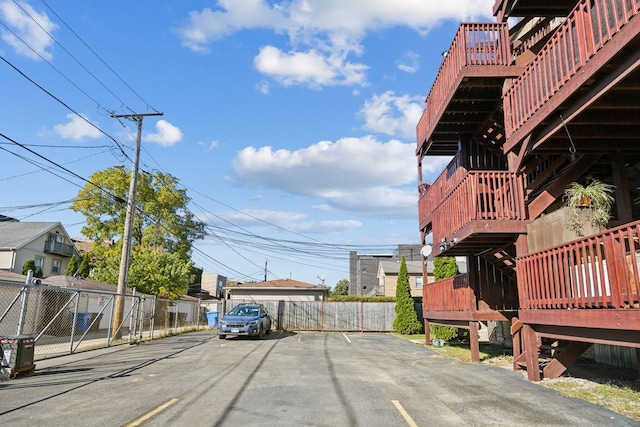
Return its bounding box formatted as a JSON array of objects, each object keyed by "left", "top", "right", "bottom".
[{"left": 393, "top": 256, "right": 422, "bottom": 334}]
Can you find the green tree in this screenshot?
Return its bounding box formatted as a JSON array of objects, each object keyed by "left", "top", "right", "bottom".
[
  {"left": 78, "top": 254, "right": 90, "bottom": 278},
  {"left": 22, "top": 259, "right": 36, "bottom": 275},
  {"left": 71, "top": 167, "right": 206, "bottom": 260},
  {"left": 433, "top": 256, "right": 459, "bottom": 281},
  {"left": 90, "top": 243, "right": 192, "bottom": 299},
  {"left": 393, "top": 256, "right": 422, "bottom": 334},
  {"left": 330, "top": 279, "right": 349, "bottom": 297},
  {"left": 127, "top": 246, "right": 193, "bottom": 299},
  {"left": 66, "top": 254, "right": 79, "bottom": 276},
  {"left": 71, "top": 167, "right": 206, "bottom": 298}
]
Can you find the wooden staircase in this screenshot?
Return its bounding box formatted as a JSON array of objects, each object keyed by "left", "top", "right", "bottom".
[{"left": 511, "top": 318, "right": 593, "bottom": 380}]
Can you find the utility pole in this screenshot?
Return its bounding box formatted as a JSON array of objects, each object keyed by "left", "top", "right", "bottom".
[
  {"left": 111, "top": 112, "right": 163, "bottom": 337},
  {"left": 264, "top": 260, "right": 267, "bottom": 282}
]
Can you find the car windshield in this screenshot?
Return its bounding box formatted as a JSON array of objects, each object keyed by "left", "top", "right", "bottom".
[{"left": 227, "top": 306, "right": 260, "bottom": 316}]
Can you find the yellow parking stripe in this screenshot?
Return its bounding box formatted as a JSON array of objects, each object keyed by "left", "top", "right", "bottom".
[
  {"left": 392, "top": 400, "right": 419, "bottom": 427},
  {"left": 124, "top": 397, "right": 180, "bottom": 427}
]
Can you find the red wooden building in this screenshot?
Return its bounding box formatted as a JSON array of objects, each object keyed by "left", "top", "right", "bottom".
[{"left": 417, "top": 0, "right": 640, "bottom": 380}]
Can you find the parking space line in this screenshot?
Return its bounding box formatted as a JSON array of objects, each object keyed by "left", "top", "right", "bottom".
[
  {"left": 342, "top": 333, "right": 351, "bottom": 343},
  {"left": 392, "top": 400, "right": 418, "bottom": 427},
  {"left": 124, "top": 397, "right": 180, "bottom": 427}
]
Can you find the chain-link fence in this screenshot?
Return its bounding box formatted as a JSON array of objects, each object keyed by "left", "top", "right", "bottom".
[{"left": 0, "top": 281, "right": 210, "bottom": 362}]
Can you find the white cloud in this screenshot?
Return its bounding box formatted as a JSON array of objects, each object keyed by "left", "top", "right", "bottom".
[
  {"left": 359, "top": 91, "right": 424, "bottom": 140},
  {"left": 231, "top": 135, "right": 420, "bottom": 217},
  {"left": 254, "top": 45, "right": 367, "bottom": 87},
  {"left": 52, "top": 114, "right": 102, "bottom": 141},
  {"left": 143, "top": 120, "right": 183, "bottom": 147},
  {"left": 0, "top": 0, "right": 57, "bottom": 60},
  {"left": 176, "top": 0, "right": 494, "bottom": 88},
  {"left": 211, "top": 208, "right": 361, "bottom": 233},
  {"left": 396, "top": 50, "right": 420, "bottom": 73}
]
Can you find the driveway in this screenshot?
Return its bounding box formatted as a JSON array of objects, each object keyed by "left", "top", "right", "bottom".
[{"left": 0, "top": 331, "right": 636, "bottom": 426}]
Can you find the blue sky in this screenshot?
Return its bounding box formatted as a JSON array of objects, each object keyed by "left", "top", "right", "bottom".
[{"left": 0, "top": 0, "right": 494, "bottom": 287}]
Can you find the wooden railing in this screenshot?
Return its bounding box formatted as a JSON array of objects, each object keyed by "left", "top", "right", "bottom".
[
  {"left": 430, "top": 171, "right": 526, "bottom": 242},
  {"left": 418, "top": 152, "right": 465, "bottom": 229},
  {"left": 417, "top": 23, "right": 511, "bottom": 148},
  {"left": 518, "top": 220, "right": 640, "bottom": 310},
  {"left": 504, "top": 0, "right": 640, "bottom": 137},
  {"left": 423, "top": 273, "right": 474, "bottom": 311}
]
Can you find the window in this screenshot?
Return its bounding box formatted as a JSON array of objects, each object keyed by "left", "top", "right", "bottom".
[
  {"left": 35, "top": 257, "right": 44, "bottom": 272},
  {"left": 416, "top": 277, "right": 423, "bottom": 289},
  {"left": 52, "top": 260, "right": 61, "bottom": 273}
]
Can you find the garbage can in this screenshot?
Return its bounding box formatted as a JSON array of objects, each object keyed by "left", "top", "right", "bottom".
[
  {"left": 75, "top": 313, "right": 93, "bottom": 332},
  {"left": 0, "top": 336, "right": 35, "bottom": 373},
  {"left": 206, "top": 311, "right": 219, "bottom": 328}
]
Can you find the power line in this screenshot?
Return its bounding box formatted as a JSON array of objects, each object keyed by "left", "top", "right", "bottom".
[
  {"left": 0, "top": 131, "right": 125, "bottom": 206},
  {"left": 39, "top": 0, "right": 160, "bottom": 114},
  {"left": 0, "top": 54, "right": 130, "bottom": 161}
]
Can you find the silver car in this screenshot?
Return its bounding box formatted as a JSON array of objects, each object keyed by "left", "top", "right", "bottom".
[{"left": 218, "top": 304, "right": 272, "bottom": 339}]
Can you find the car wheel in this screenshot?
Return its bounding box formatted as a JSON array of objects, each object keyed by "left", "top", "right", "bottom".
[
  {"left": 265, "top": 327, "right": 271, "bottom": 335},
  {"left": 219, "top": 334, "right": 226, "bottom": 339},
  {"left": 256, "top": 325, "right": 264, "bottom": 339}
]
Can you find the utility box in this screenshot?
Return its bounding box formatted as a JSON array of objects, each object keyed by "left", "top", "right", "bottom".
[{"left": 0, "top": 336, "right": 36, "bottom": 374}]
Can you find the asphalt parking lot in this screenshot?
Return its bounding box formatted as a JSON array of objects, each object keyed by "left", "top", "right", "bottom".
[{"left": 0, "top": 331, "right": 637, "bottom": 426}]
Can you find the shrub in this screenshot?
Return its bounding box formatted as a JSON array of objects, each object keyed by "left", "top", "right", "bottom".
[
  {"left": 22, "top": 259, "right": 36, "bottom": 275},
  {"left": 393, "top": 257, "right": 423, "bottom": 334}
]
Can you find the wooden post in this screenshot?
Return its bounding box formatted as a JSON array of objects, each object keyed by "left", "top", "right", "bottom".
[
  {"left": 424, "top": 319, "right": 431, "bottom": 345},
  {"left": 523, "top": 325, "right": 541, "bottom": 381},
  {"left": 470, "top": 321, "right": 480, "bottom": 362}
]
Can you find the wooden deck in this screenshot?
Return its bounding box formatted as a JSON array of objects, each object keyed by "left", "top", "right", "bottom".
[
  {"left": 422, "top": 169, "right": 527, "bottom": 255},
  {"left": 416, "top": 23, "right": 516, "bottom": 156},
  {"left": 518, "top": 220, "right": 640, "bottom": 315},
  {"left": 503, "top": 0, "right": 640, "bottom": 153}
]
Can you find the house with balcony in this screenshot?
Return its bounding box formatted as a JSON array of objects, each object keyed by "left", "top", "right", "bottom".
[
  {"left": 0, "top": 221, "right": 79, "bottom": 276},
  {"left": 417, "top": 0, "right": 640, "bottom": 380}
]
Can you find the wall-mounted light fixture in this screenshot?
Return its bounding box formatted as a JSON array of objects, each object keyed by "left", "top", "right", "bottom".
[{"left": 439, "top": 237, "right": 457, "bottom": 251}]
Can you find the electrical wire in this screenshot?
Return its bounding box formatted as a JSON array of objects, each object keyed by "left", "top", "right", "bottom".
[
  {"left": 0, "top": 54, "right": 130, "bottom": 161},
  {"left": 39, "top": 0, "right": 160, "bottom": 114}
]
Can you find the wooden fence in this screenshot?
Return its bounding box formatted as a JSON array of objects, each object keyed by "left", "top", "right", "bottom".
[{"left": 226, "top": 300, "right": 419, "bottom": 332}]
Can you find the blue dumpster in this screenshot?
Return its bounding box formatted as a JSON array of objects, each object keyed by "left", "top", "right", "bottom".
[
  {"left": 206, "top": 311, "right": 219, "bottom": 328},
  {"left": 76, "top": 313, "right": 93, "bottom": 332}
]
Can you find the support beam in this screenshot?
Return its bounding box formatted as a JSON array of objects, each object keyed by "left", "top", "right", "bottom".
[
  {"left": 424, "top": 319, "right": 431, "bottom": 346},
  {"left": 542, "top": 342, "right": 592, "bottom": 379},
  {"left": 524, "top": 325, "right": 541, "bottom": 381},
  {"left": 470, "top": 321, "right": 480, "bottom": 362}
]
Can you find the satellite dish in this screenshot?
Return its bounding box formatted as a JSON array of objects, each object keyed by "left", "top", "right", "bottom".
[
  {"left": 420, "top": 245, "right": 432, "bottom": 258},
  {"left": 317, "top": 273, "right": 326, "bottom": 284}
]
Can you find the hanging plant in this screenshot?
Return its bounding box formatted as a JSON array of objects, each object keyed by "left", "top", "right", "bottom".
[{"left": 564, "top": 179, "right": 615, "bottom": 236}]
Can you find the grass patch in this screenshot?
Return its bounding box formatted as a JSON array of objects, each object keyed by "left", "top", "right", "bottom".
[{"left": 540, "top": 380, "right": 640, "bottom": 422}]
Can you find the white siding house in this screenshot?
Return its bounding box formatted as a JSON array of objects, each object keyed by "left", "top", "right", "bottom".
[{"left": 0, "top": 221, "right": 79, "bottom": 276}]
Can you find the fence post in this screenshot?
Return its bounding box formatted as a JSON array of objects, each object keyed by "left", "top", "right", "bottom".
[
  {"left": 128, "top": 289, "right": 136, "bottom": 344},
  {"left": 150, "top": 296, "right": 156, "bottom": 340},
  {"left": 16, "top": 286, "right": 30, "bottom": 336},
  {"left": 173, "top": 301, "right": 178, "bottom": 332},
  {"left": 70, "top": 292, "right": 80, "bottom": 354},
  {"left": 16, "top": 271, "right": 35, "bottom": 335},
  {"left": 196, "top": 298, "right": 201, "bottom": 330},
  {"left": 138, "top": 296, "right": 145, "bottom": 343},
  {"left": 107, "top": 295, "right": 116, "bottom": 346}
]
